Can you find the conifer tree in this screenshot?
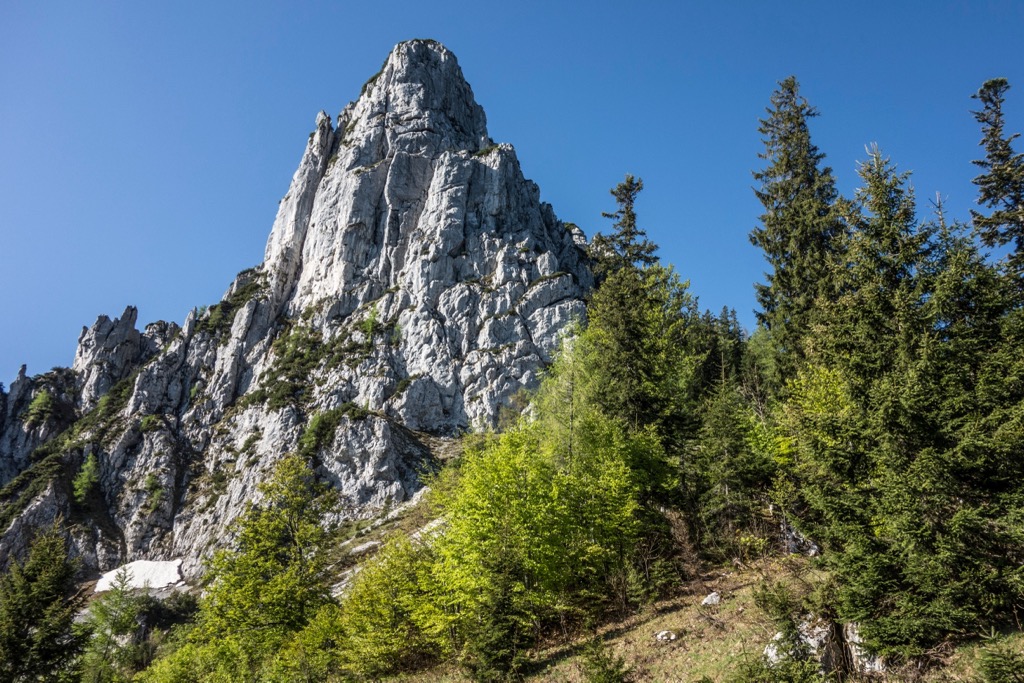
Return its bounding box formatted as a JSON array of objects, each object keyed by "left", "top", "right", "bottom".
[
  {"left": 0, "top": 523, "right": 85, "bottom": 682},
  {"left": 972, "top": 78, "right": 1024, "bottom": 278},
  {"left": 81, "top": 568, "right": 146, "bottom": 683},
  {"left": 591, "top": 174, "right": 657, "bottom": 277},
  {"left": 751, "top": 77, "right": 845, "bottom": 381},
  {"left": 814, "top": 146, "right": 929, "bottom": 393},
  {"left": 585, "top": 176, "right": 701, "bottom": 459}
]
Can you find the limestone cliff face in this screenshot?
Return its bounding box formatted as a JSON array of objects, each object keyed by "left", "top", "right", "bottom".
[{"left": 0, "top": 40, "right": 592, "bottom": 578}]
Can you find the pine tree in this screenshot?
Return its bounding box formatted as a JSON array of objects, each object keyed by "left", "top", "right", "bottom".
[
  {"left": 750, "top": 77, "right": 845, "bottom": 381},
  {"left": 0, "top": 523, "right": 85, "bottom": 682},
  {"left": 972, "top": 78, "right": 1024, "bottom": 278},
  {"left": 785, "top": 169, "right": 1024, "bottom": 655},
  {"left": 813, "top": 146, "right": 930, "bottom": 394}
]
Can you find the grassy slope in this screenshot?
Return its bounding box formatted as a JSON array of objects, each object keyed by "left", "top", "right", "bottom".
[
  {"left": 373, "top": 551, "right": 1023, "bottom": 682},
  {"left": 342, "top": 449, "right": 1024, "bottom": 683}
]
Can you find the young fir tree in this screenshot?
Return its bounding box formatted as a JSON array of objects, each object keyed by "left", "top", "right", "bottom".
[
  {"left": 835, "top": 214, "right": 1024, "bottom": 655},
  {"left": 784, "top": 156, "right": 1024, "bottom": 655},
  {"left": 972, "top": 78, "right": 1024, "bottom": 279},
  {"left": 750, "top": 77, "right": 846, "bottom": 383},
  {"left": 81, "top": 568, "right": 147, "bottom": 683},
  {"left": 0, "top": 523, "right": 85, "bottom": 682},
  {"left": 774, "top": 150, "right": 926, "bottom": 640}
]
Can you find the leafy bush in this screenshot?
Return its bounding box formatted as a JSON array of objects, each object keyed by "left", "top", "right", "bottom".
[
  {"left": 194, "top": 271, "right": 267, "bottom": 344},
  {"left": 298, "top": 404, "right": 368, "bottom": 460},
  {"left": 339, "top": 536, "right": 439, "bottom": 678},
  {"left": 140, "top": 414, "right": 162, "bottom": 433},
  {"left": 262, "top": 324, "right": 325, "bottom": 410},
  {"left": 141, "top": 455, "right": 340, "bottom": 681},
  {"left": 144, "top": 473, "right": 164, "bottom": 514},
  {"left": 23, "top": 390, "right": 56, "bottom": 428},
  {"left": 74, "top": 453, "right": 101, "bottom": 505}
]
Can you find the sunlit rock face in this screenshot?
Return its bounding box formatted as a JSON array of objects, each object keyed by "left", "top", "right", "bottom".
[{"left": 0, "top": 39, "right": 592, "bottom": 579}]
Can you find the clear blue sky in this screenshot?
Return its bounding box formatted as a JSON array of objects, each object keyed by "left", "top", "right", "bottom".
[{"left": 2, "top": 0, "right": 1023, "bottom": 383}]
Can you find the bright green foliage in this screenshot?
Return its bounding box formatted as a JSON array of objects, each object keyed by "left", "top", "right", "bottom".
[
  {"left": 750, "top": 76, "right": 845, "bottom": 381},
  {"left": 431, "top": 418, "right": 642, "bottom": 632},
  {"left": 81, "top": 568, "right": 147, "bottom": 683},
  {"left": 73, "top": 453, "right": 101, "bottom": 505},
  {"left": 777, "top": 364, "right": 867, "bottom": 550},
  {"left": 135, "top": 636, "right": 254, "bottom": 683},
  {"left": 24, "top": 389, "right": 57, "bottom": 428},
  {"left": 971, "top": 78, "right": 1024, "bottom": 279},
  {"left": 196, "top": 454, "right": 338, "bottom": 645},
  {"left": 339, "top": 536, "right": 439, "bottom": 678},
  {"left": 361, "top": 303, "right": 379, "bottom": 342},
  {"left": 265, "top": 602, "right": 348, "bottom": 682},
  {"left": 141, "top": 454, "right": 340, "bottom": 680},
  {"left": 336, "top": 381, "right": 648, "bottom": 679},
  {"left": 0, "top": 523, "right": 85, "bottom": 682}
]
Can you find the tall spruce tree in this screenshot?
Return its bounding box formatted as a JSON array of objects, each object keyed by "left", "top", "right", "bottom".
[
  {"left": 972, "top": 78, "right": 1024, "bottom": 278},
  {"left": 814, "top": 146, "right": 930, "bottom": 393},
  {"left": 751, "top": 77, "right": 845, "bottom": 381},
  {"left": 586, "top": 177, "right": 700, "bottom": 454},
  {"left": 591, "top": 174, "right": 657, "bottom": 277},
  {"left": 0, "top": 523, "right": 85, "bottom": 682}
]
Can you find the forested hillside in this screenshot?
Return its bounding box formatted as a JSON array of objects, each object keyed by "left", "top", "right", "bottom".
[{"left": 3, "top": 75, "right": 1024, "bottom": 683}]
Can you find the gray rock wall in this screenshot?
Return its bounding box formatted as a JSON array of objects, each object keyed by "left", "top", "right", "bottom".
[{"left": 0, "top": 39, "right": 592, "bottom": 579}]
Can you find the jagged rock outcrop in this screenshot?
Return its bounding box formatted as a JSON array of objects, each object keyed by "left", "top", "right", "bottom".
[
  {"left": 0, "top": 366, "right": 77, "bottom": 488},
  {"left": 0, "top": 39, "right": 592, "bottom": 579},
  {"left": 73, "top": 306, "right": 179, "bottom": 412}
]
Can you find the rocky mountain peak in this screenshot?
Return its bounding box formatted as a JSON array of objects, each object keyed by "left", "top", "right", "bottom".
[
  {"left": 0, "top": 40, "right": 592, "bottom": 580},
  {"left": 262, "top": 38, "right": 491, "bottom": 299},
  {"left": 347, "top": 39, "right": 490, "bottom": 157}
]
